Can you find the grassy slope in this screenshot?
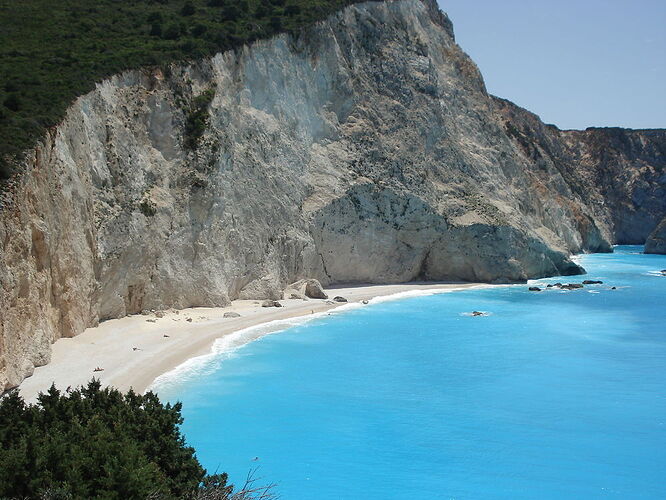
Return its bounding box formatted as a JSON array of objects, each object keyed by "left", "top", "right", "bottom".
[{"left": 0, "top": 0, "right": 362, "bottom": 180}]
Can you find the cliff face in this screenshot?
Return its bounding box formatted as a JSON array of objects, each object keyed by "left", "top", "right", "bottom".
[
  {"left": 645, "top": 217, "right": 666, "bottom": 254},
  {"left": 493, "top": 98, "right": 666, "bottom": 246},
  {"left": 0, "top": 0, "right": 664, "bottom": 391}
]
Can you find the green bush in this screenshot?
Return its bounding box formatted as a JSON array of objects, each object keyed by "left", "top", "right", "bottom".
[
  {"left": 0, "top": 380, "right": 227, "bottom": 498},
  {"left": 184, "top": 89, "right": 216, "bottom": 150}
]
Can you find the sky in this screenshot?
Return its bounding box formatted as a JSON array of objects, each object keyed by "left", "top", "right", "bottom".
[{"left": 437, "top": 0, "right": 666, "bottom": 130}]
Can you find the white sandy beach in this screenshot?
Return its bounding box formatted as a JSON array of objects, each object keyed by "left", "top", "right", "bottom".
[{"left": 18, "top": 282, "right": 484, "bottom": 401}]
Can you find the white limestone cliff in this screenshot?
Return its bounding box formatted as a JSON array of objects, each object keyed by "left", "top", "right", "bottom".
[{"left": 1, "top": 0, "right": 664, "bottom": 391}]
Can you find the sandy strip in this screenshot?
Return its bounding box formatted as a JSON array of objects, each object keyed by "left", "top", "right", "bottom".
[{"left": 18, "top": 282, "right": 483, "bottom": 401}]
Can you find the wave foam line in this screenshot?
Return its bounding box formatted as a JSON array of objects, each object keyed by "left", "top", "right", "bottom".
[{"left": 149, "top": 285, "right": 490, "bottom": 394}]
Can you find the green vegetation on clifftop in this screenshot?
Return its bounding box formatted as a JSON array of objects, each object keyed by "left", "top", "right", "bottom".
[{"left": 0, "top": 0, "right": 362, "bottom": 180}]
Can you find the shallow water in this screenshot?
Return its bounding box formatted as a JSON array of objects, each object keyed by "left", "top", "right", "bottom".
[{"left": 158, "top": 246, "right": 666, "bottom": 499}]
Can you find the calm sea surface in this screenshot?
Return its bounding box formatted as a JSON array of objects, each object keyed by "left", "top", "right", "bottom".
[{"left": 156, "top": 246, "right": 666, "bottom": 499}]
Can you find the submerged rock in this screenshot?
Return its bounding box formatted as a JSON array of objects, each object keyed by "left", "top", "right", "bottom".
[{"left": 528, "top": 287, "right": 541, "bottom": 292}]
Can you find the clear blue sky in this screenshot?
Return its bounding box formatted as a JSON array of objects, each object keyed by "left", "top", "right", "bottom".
[{"left": 437, "top": 0, "right": 666, "bottom": 130}]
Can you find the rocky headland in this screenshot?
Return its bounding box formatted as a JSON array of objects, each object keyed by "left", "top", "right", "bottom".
[{"left": 1, "top": 0, "right": 664, "bottom": 391}]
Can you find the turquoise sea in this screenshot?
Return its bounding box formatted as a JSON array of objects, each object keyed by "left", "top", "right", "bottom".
[{"left": 156, "top": 246, "right": 666, "bottom": 499}]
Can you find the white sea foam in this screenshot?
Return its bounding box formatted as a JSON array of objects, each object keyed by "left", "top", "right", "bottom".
[
  {"left": 150, "top": 311, "right": 332, "bottom": 394},
  {"left": 367, "top": 285, "right": 489, "bottom": 304},
  {"left": 149, "top": 285, "right": 488, "bottom": 394}
]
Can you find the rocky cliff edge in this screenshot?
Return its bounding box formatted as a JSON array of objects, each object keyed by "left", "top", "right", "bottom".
[{"left": 1, "top": 0, "right": 664, "bottom": 391}]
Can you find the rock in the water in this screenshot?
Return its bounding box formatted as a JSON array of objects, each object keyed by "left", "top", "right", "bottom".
[
  {"left": 471, "top": 311, "right": 485, "bottom": 316},
  {"left": 528, "top": 287, "right": 541, "bottom": 291},
  {"left": 362, "top": 300, "right": 369, "bottom": 304},
  {"left": 582, "top": 280, "right": 603, "bottom": 285},
  {"left": 611, "top": 286, "right": 617, "bottom": 290},
  {"left": 262, "top": 300, "right": 283, "bottom": 308},
  {"left": 561, "top": 283, "right": 584, "bottom": 290},
  {"left": 223, "top": 311, "right": 241, "bottom": 318},
  {"left": 645, "top": 217, "right": 666, "bottom": 254},
  {"left": 333, "top": 296, "right": 348, "bottom": 303},
  {"left": 553, "top": 283, "right": 563, "bottom": 288}
]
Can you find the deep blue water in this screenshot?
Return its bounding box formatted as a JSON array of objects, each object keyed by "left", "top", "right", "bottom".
[{"left": 157, "top": 246, "right": 666, "bottom": 499}]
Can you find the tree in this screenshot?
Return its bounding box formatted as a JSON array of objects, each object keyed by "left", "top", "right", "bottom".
[
  {"left": 4, "top": 93, "right": 20, "bottom": 112},
  {"left": 269, "top": 15, "right": 282, "bottom": 31},
  {"left": 0, "top": 381, "right": 208, "bottom": 498},
  {"left": 220, "top": 4, "right": 242, "bottom": 22},
  {"left": 181, "top": 1, "right": 196, "bottom": 16},
  {"left": 162, "top": 22, "right": 182, "bottom": 40},
  {"left": 285, "top": 4, "right": 301, "bottom": 16},
  {"left": 150, "top": 22, "right": 163, "bottom": 37}
]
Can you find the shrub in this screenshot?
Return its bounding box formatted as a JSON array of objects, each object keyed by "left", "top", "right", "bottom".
[
  {"left": 139, "top": 198, "right": 157, "bottom": 217},
  {"left": 184, "top": 89, "right": 216, "bottom": 150},
  {"left": 181, "top": 1, "right": 196, "bottom": 16},
  {"left": 4, "top": 94, "right": 20, "bottom": 112},
  {"left": 0, "top": 381, "right": 209, "bottom": 498}
]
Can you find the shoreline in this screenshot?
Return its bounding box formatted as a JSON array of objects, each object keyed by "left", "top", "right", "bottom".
[{"left": 18, "top": 282, "right": 485, "bottom": 401}]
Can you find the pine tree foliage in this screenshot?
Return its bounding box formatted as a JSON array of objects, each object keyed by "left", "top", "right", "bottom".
[{"left": 0, "top": 380, "right": 243, "bottom": 499}]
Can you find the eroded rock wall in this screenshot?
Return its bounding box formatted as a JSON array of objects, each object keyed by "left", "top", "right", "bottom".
[
  {"left": 645, "top": 217, "right": 666, "bottom": 254},
  {"left": 0, "top": 0, "right": 664, "bottom": 390}
]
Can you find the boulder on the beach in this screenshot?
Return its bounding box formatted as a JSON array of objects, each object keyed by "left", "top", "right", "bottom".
[
  {"left": 528, "top": 287, "right": 541, "bottom": 292},
  {"left": 333, "top": 296, "right": 348, "bottom": 303},
  {"left": 223, "top": 311, "right": 241, "bottom": 318},
  {"left": 582, "top": 280, "right": 603, "bottom": 285},
  {"left": 362, "top": 300, "right": 369, "bottom": 305},
  {"left": 262, "top": 300, "right": 283, "bottom": 308},
  {"left": 283, "top": 279, "right": 328, "bottom": 300},
  {"left": 154, "top": 311, "right": 165, "bottom": 318}
]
